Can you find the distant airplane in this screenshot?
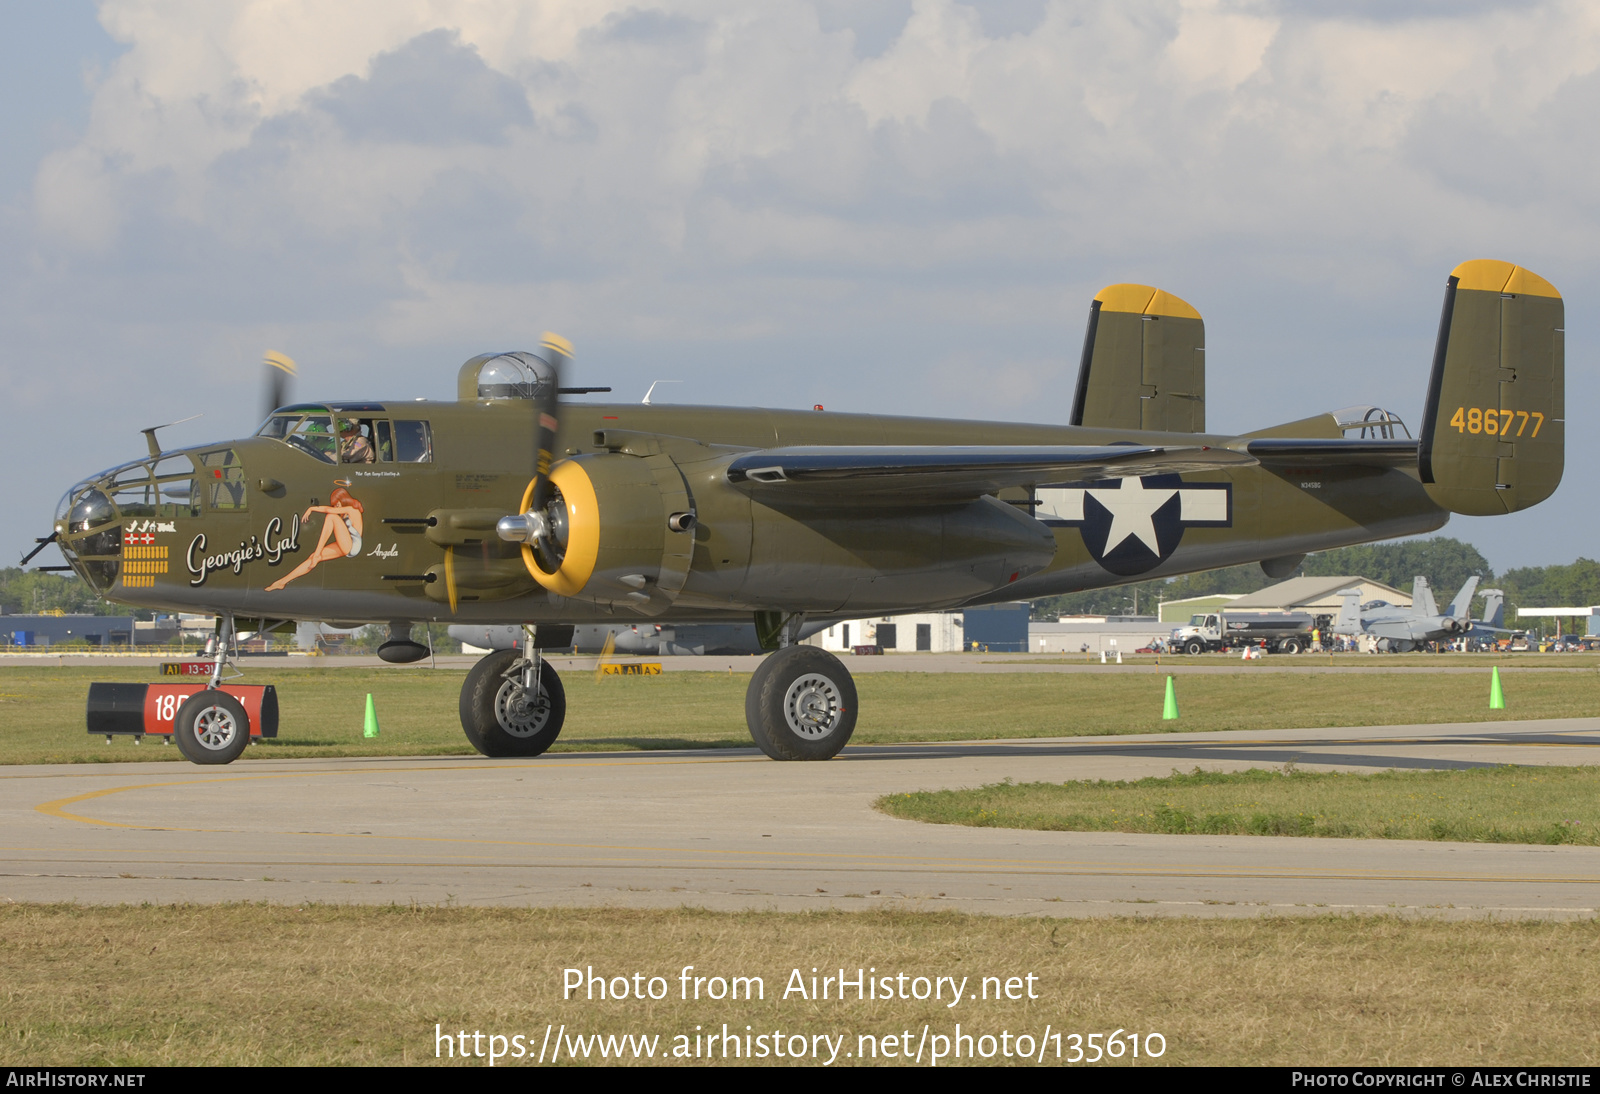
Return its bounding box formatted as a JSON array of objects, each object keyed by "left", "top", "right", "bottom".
[
  {"left": 1333, "top": 576, "right": 1503, "bottom": 651},
  {"left": 1465, "top": 588, "right": 1510, "bottom": 641}
]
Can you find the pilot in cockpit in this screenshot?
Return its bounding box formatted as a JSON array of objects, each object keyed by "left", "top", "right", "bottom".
[{"left": 339, "top": 418, "right": 374, "bottom": 463}]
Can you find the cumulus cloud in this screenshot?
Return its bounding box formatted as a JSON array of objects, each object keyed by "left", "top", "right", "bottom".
[
  {"left": 38, "top": 1, "right": 1600, "bottom": 278},
  {"left": 310, "top": 30, "right": 533, "bottom": 146}
]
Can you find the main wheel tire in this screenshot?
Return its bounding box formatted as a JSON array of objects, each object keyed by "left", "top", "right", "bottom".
[
  {"left": 1183, "top": 639, "right": 1205, "bottom": 656},
  {"left": 172, "top": 690, "right": 251, "bottom": 765},
  {"left": 744, "top": 645, "right": 857, "bottom": 761},
  {"left": 459, "top": 649, "right": 566, "bottom": 757}
]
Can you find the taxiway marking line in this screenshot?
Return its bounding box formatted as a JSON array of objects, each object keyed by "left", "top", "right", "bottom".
[
  {"left": 2, "top": 860, "right": 1599, "bottom": 885},
  {"left": 30, "top": 754, "right": 763, "bottom": 826},
  {"left": 9, "top": 753, "right": 759, "bottom": 785}
]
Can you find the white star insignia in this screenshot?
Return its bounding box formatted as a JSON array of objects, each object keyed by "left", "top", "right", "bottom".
[{"left": 1087, "top": 478, "right": 1175, "bottom": 554}]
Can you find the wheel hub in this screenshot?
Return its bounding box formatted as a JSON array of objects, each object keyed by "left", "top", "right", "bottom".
[
  {"left": 192, "top": 705, "right": 239, "bottom": 750},
  {"left": 782, "top": 673, "right": 843, "bottom": 739},
  {"left": 495, "top": 679, "right": 551, "bottom": 738}
]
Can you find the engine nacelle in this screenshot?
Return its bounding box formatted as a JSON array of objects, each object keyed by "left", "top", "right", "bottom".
[
  {"left": 519, "top": 452, "right": 693, "bottom": 613},
  {"left": 517, "top": 447, "right": 1059, "bottom": 617}
]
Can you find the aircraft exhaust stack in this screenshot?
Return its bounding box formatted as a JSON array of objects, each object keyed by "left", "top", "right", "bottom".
[{"left": 1418, "top": 260, "right": 1563, "bottom": 515}]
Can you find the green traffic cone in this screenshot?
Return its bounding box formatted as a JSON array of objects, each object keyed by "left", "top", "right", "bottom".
[
  {"left": 1162, "top": 675, "right": 1179, "bottom": 720},
  {"left": 1489, "top": 667, "right": 1505, "bottom": 711},
  {"left": 364, "top": 693, "right": 380, "bottom": 738}
]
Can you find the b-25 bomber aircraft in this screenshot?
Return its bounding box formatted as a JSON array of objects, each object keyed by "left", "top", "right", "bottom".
[
  {"left": 43, "top": 259, "right": 1564, "bottom": 764},
  {"left": 1334, "top": 576, "right": 1508, "bottom": 652}
]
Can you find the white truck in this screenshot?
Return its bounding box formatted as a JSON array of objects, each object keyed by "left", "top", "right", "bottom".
[{"left": 1171, "top": 610, "right": 1317, "bottom": 655}]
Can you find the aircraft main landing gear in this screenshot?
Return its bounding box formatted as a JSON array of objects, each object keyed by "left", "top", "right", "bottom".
[
  {"left": 744, "top": 645, "right": 858, "bottom": 761},
  {"left": 460, "top": 647, "right": 566, "bottom": 757}
]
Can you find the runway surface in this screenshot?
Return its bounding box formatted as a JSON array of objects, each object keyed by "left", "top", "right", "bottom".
[{"left": 7, "top": 718, "right": 1600, "bottom": 918}]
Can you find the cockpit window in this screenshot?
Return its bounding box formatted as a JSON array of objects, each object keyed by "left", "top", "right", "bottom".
[
  {"left": 200, "top": 449, "right": 247, "bottom": 510},
  {"left": 259, "top": 406, "right": 336, "bottom": 463},
  {"left": 286, "top": 415, "right": 337, "bottom": 464},
  {"left": 257, "top": 413, "right": 300, "bottom": 441},
  {"left": 259, "top": 407, "right": 427, "bottom": 464}
]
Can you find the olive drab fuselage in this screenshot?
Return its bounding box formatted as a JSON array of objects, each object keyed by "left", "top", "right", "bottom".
[{"left": 55, "top": 399, "right": 1449, "bottom": 629}]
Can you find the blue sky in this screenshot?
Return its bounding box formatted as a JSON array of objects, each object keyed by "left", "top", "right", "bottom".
[{"left": 3, "top": 0, "right": 1596, "bottom": 576}]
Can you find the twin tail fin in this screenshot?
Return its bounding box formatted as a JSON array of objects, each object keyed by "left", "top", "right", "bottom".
[
  {"left": 1418, "top": 259, "right": 1564, "bottom": 515},
  {"left": 1072, "top": 284, "right": 1205, "bottom": 433}
]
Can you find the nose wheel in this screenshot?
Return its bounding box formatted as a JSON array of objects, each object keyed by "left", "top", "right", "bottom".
[
  {"left": 745, "top": 645, "right": 857, "bottom": 760},
  {"left": 173, "top": 690, "right": 252, "bottom": 765}
]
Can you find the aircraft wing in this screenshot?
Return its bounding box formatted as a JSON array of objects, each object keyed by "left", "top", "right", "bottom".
[
  {"left": 725, "top": 444, "right": 1257, "bottom": 503},
  {"left": 1245, "top": 439, "right": 1419, "bottom": 469}
]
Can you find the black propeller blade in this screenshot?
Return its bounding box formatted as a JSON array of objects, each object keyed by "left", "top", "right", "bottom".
[
  {"left": 529, "top": 333, "right": 571, "bottom": 520},
  {"left": 264, "top": 350, "right": 296, "bottom": 419},
  {"left": 497, "top": 334, "right": 574, "bottom": 574}
]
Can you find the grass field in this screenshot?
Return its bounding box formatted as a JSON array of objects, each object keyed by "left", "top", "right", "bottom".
[
  {"left": 877, "top": 766, "right": 1600, "bottom": 845},
  {"left": 2, "top": 661, "right": 1598, "bottom": 765},
  {"left": 3, "top": 905, "right": 1598, "bottom": 1066}
]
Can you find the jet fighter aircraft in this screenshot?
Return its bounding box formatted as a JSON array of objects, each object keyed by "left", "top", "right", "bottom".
[
  {"left": 1333, "top": 575, "right": 1494, "bottom": 651},
  {"left": 45, "top": 259, "right": 1564, "bottom": 764}
]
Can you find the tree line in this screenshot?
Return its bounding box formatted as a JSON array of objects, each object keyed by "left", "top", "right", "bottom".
[{"left": 0, "top": 568, "right": 141, "bottom": 617}]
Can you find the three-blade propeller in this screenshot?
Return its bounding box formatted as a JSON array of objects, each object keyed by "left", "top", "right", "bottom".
[{"left": 497, "top": 334, "right": 574, "bottom": 575}]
